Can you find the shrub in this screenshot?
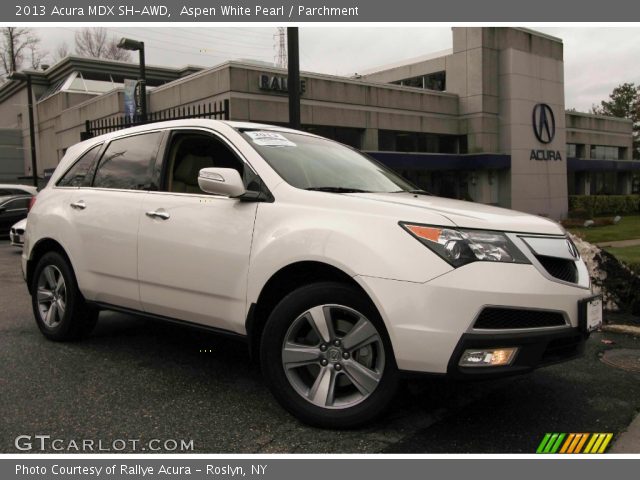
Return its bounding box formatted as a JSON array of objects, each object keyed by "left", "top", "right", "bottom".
[{"left": 568, "top": 195, "right": 640, "bottom": 218}]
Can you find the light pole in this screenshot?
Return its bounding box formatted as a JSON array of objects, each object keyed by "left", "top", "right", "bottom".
[
  {"left": 118, "top": 37, "right": 147, "bottom": 122},
  {"left": 8, "top": 71, "right": 38, "bottom": 188}
]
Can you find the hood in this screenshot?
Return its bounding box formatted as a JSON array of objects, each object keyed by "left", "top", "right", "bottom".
[{"left": 348, "top": 192, "right": 564, "bottom": 235}]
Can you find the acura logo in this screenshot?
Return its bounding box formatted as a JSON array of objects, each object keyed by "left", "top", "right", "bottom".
[
  {"left": 532, "top": 104, "right": 556, "bottom": 144},
  {"left": 566, "top": 239, "right": 579, "bottom": 259}
]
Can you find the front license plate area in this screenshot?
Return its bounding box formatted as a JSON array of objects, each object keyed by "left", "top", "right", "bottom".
[{"left": 579, "top": 295, "right": 603, "bottom": 333}]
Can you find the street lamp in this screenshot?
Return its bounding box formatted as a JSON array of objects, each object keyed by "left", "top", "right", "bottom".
[
  {"left": 8, "top": 71, "right": 38, "bottom": 188},
  {"left": 118, "top": 37, "right": 147, "bottom": 122}
]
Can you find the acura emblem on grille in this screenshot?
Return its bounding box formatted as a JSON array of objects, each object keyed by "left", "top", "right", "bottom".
[{"left": 566, "top": 239, "right": 579, "bottom": 259}]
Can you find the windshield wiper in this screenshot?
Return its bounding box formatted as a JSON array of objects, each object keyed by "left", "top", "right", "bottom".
[
  {"left": 305, "top": 187, "right": 372, "bottom": 193},
  {"left": 391, "top": 189, "right": 432, "bottom": 195}
]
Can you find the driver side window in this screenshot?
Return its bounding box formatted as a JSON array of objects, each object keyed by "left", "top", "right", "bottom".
[{"left": 163, "top": 132, "right": 253, "bottom": 194}]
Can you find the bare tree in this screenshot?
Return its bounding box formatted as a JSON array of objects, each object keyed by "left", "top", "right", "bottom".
[
  {"left": 52, "top": 42, "right": 71, "bottom": 63},
  {"left": 28, "top": 43, "right": 48, "bottom": 70},
  {"left": 0, "top": 27, "right": 42, "bottom": 78},
  {"left": 75, "top": 28, "right": 131, "bottom": 62}
]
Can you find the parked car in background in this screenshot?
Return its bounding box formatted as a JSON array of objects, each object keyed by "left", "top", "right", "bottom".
[
  {"left": 0, "top": 195, "right": 32, "bottom": 237},
  {"left": 23, "top": 120, "right": 600, "bottom": 428},
  {"left": 10, "top": 218, "right": 27, "bottom": 247},
  {"left": 0, "top": 184, "right": 38, "bottom": 196}
]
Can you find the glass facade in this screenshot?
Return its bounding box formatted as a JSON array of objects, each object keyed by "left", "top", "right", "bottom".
[
  {"left": 567, "top": 143, "right": 586, "bottom": 158},
  {"left": 391, "top": 71, "right": 446, "bottom": 91},
  {"left": 378, "top": 130, "right": 466, "bottom": 154},
  {"left": 302, "top": 125, "right": 363, "bottom": 149},
  {"left": 590, "top": 145, "right": 624, "bottom": 160}
]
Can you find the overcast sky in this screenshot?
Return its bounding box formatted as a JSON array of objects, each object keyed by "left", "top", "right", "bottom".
[{"left": 32, "top": 26, "right": 640, "bottom": 112}]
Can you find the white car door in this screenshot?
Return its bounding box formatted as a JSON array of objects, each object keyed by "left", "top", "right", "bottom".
[
  {"left": 137, "top": 129, "right": 259, "bottom": 333},
  {"left": 66, "top": 131, "right": 165, "bottom": 310}
]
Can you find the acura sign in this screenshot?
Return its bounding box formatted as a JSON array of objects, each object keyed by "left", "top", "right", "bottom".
[{"left": 530, "top": 103, "right": 562, "bottom": 161}]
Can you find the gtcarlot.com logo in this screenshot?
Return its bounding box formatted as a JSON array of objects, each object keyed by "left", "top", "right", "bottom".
[
  {"left": 15, "top": 435, "right": 194, "bottom": 452},
  {"left": 536, "top": 433, "right": 613, "bottom": 454}
]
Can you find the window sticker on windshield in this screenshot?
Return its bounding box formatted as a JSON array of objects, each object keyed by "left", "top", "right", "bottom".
[{"left": 246, "top": 131, "right": 296, "bottom": 147}]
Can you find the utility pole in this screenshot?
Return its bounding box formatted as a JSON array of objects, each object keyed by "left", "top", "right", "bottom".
[{"left": 287, "top": 27, "right": 300, "bottom": 130}]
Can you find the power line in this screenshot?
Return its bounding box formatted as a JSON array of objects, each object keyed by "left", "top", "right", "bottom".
[
  {"left": 55, "top": 27, "right": 276, "bottom": 67},
  {"left": 173, "top": 27, "right": 275, "bottom": 45},
  {"left": 153, "top": 28, "right": 273, "bottom": 50}
]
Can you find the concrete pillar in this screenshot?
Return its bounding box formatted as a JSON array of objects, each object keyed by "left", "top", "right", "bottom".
[
  {"left": 495, "top": 28, "right": 568, "bottom": 218},
  {"left": 362, "top": 128, "right": 379, "bottom": 150},
  {"left": 448, "top": 28, "right": 499, "bottom": 154}
]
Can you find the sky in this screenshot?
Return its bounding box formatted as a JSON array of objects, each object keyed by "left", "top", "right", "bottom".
[{"left": 32, "top": 26, "right": 640, "bottom": 112}]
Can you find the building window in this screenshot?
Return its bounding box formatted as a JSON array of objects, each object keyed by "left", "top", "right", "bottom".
[
  {"left": 566, "top": 143, "right": 586, "bottom": 158},
  {"left": 590, "top": 145, "right": 622, "bottom": 161},
  {"left": 378, "top": 130, "right": 466, "bottom": 154},
  {"left": 391, "top": 71, "right": 446, "bottom": 91},
  {"left": 302, "top": 125, "right": 363, "bottom": 149}
]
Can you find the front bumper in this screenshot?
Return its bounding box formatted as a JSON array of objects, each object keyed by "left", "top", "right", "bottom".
[
  {"left": 447, "top": 327, "right": 586, "bottom": 379},
  {"left": 10, "top": 230, "right": 24, "bottom": 247},
  {"left": 356, "top": 262, "right": 593, "bottom": 375}
]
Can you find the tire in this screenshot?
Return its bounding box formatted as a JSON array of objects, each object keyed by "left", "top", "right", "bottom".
[
  {"left": 31, "top": 251, "right": 98, "bottom": 341},
  {"left": 260, "top": 281, "right": 399, "bottom": 428}
]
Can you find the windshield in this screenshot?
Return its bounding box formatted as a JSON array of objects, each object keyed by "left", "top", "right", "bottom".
[{"left": 240, "top": 130, "right": 416, "bottom": 193}]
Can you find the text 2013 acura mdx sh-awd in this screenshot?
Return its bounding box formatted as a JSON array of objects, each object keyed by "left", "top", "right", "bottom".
[{"left": 23, "top": 120, "right": 602, "bottom": 428}]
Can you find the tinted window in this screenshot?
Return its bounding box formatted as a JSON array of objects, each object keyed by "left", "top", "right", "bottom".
[
  {"left": 2, "top": 198, "right": 30, "bottom": 210},
  {"left": 57, "top": 144, "right": 102, "bottom": 187},
  {"left": 93, "top": 132, "right": 163, "bottom": 190}
]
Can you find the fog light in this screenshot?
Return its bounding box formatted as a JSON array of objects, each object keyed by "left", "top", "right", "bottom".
[{"left": 459, "top": 347, "right": 518, "bottom": 367}]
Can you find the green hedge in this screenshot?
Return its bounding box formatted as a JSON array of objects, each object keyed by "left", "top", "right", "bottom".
[{"left": 569, "top": 195, "right": 640, "bottom": 218}]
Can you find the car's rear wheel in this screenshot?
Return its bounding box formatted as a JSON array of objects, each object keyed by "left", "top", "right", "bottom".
[
  {"left": 260, "top": 282, "right": 398, "bottom": 428},
  {"left": 31, "top": 251, "right": 98, "bottom": 341}
]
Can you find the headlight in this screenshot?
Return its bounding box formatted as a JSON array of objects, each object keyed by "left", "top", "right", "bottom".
[{"left": 400, "top": 222, "right": 530, "bottom": 268}]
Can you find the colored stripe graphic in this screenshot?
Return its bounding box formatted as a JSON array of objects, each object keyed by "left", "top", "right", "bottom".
[{"left": 537, "top": 433, "right": 613, "bottom": 454}]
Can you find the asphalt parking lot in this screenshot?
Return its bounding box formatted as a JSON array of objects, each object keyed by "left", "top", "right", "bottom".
[{"left": 1, "top": 240, "right": 639, "bottom": 453}]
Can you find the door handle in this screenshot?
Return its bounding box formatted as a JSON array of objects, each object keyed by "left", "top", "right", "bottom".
[
  {"left": 70, "top": 200, "right": 86, "bottom": 210},
  {"left": 145, "top": 210, "right": 170, "bottom": 220}
]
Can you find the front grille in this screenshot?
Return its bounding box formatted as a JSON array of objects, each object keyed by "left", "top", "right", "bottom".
[
  {"left": 474, "top": 307, "right": 567, "bottom": 330},
  {"left": 536, "top": 255, "right": 578, "bottom": 283}
]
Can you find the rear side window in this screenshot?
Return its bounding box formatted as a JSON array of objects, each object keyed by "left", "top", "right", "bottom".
[
  {"left": 93, "top": 132, "right": 163, "bottom": 190},
  {"left": 57, "top": 144, "right": 102, "bottom": 187}
]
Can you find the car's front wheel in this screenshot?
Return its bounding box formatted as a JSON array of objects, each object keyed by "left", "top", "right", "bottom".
[
  {"left": 260, "top": 282, "right": 399, "bottom": 428},
  {"left": 31, "top": 251, "right": 98, "bottom": 341}
]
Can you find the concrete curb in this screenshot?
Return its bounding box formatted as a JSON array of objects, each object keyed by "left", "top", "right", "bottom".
[
  {"left": 601, "top": 324, "right": 640, "bottom": 336},
  {"left": 610, "top": 413, "right": 640, "bottom": 453},
  {"left": 596, "top": 239, "right": 640, "bottom": 248}
]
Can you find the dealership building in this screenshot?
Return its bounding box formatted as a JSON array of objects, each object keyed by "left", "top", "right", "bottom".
[{"left": 0, "top": 27, "right": 637, "bottom": 219}]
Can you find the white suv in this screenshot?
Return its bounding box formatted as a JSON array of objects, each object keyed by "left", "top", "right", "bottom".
[{"left": 23, "top": 120, "right": 600, "bottom": 428}]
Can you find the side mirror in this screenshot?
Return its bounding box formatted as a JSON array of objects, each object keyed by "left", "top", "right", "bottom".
[{"left": 198, "top": 168, "right": 246, "bottom": 198}]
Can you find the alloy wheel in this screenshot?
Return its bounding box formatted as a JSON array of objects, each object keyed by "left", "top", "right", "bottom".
[
  {"left": 36, "top": 265, "right": 67, "bottom": 328},
  {"left": 282, "top": 304, "right": 385, "bottom": 409}
]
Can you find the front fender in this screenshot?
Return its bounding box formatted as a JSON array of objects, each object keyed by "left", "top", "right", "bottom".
[{"left": 246, "top": 202, "right": 453, "bottom": 305}]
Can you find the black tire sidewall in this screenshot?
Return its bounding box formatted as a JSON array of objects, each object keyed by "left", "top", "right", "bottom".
[
  {"left": 31, "top": 251, "right": 94, "bottom": 341},
  {"left": 260, "top": 281, "right": 399, "bottom": 428}
]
